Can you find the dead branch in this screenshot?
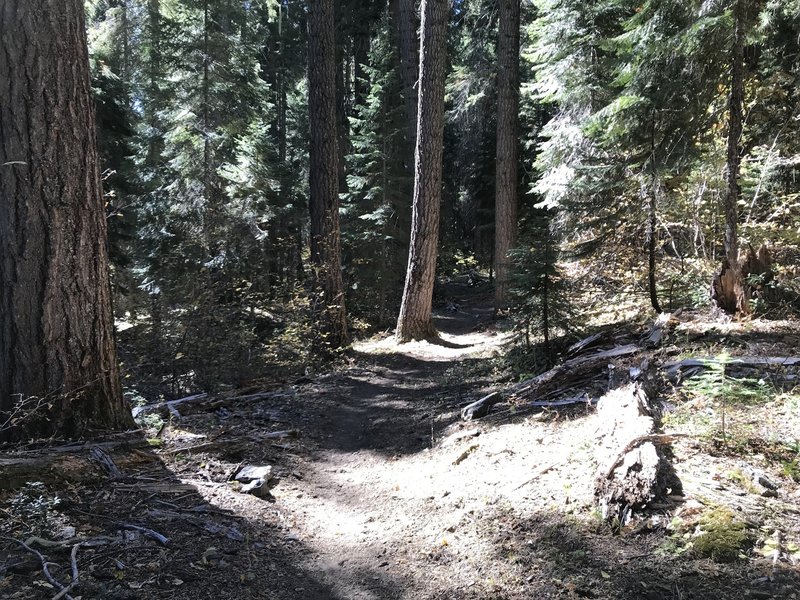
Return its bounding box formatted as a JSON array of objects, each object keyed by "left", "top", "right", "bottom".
[
  {"left": 2, "top": 536, "right": 74, "bottom": 600},
  {"left": 117, "top": 524, "right": 170, "bottom": 546},
  {"left": 461, "top": 393, "right": 502, "bottom": 420}
]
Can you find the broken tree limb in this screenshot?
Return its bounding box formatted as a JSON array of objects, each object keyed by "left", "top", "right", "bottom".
[
  {"left": 89, "top": 447, "right": 123, "bottom": 479},
  {"left": 565, "top": 333, "right": 605, "bottom": 357},
  {"left": 461, "top": 392, "right": 502, "bottom": 421},
  {"left": 117, "top": 524, "right": 170, "bottom": 546},
  {"left": 594, "top": 383, "right": 672, "bottom": 525},
  {"left": 2, "top": 536, "right": 75, "bottom": 600},
  {"left": 131, "top": 393, "right": 208, "bottom": 420}
]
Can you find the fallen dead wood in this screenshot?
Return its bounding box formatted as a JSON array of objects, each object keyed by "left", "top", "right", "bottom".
[
  {"left": 509, "top": 344, "right": 639, "bottom": 401},
  {"left": 565, "top": 333, "right": 605, "bottom": 357},
  {"left": 0, "top": 441, "right": 152, "bottom": 491},
  {"left": 162, "top": 430, "right": 299, "bottom": 455},
  {"left": 664, "top": 355, "right": 800, "bottom": 383},
  {"left": 594, "top": 383, "right": 672, "bottom": 525},
  {"left": 2, "top": 536, "right": 77, "bottom": 600},
  {"left": 461, "top": 393, "right": 502, "bottom": 420},
  {"left": 641, "top": 312, "right": 677, "bottom": 349},
  {"left": 132, "top": 390, "right": 293, "bottom": 423},
  {"left": 89, "top": 447, "right": 123, "bottom": 479},
  {"left": 460, "top": 345, "right": 640, "bottom": 422},
  {"left": 117, "top": 524, "right": 170, "bottom": 546},
  {"left": 131, "top": 393, "right": 208, "bottom": 420}
]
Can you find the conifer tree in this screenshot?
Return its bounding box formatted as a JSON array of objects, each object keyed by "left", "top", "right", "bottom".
[
  {"left": 396, "top": 0, "right": 450, "bottom": 342},
  {"left": 0, "top": 0, "right": 133, "bottom": 440},
  {"left": 308, "top": 0, "right": 350, "bottom": 350},
  {"left": 494, "top": 0, "right": 521, "bottom": 310}
]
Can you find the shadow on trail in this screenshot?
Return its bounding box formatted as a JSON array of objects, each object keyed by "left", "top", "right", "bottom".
[
  {"left": 0, "top": 437, "right": 407, "bottom": 600},
  {"left": 304, "top": 349, "right": 491, "bottom": 456}
]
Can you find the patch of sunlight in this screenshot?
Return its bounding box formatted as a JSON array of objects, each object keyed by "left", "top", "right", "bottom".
[{"left": 356, "top": 329, "right": 510, "bottom": 362}]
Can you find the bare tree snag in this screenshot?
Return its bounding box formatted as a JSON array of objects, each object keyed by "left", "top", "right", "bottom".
[
  {"left": 712, "top": 244, "right": 773, "bottom": 315},
  {"left": 712, "top": 258, "right": 749, "bottom": 315},
  {"left": 594, "top": 383, "right": 672, "bottom": 524}
]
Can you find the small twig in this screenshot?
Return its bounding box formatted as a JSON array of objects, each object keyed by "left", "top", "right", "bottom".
[
  {"left": 117, "top": 524, "right": 170, "bottom": 546},
  {"left": 50, "top": 542, "right": 82, "bottom": 600},
  {"left": 510, "top": 462, "right": 558, "bottom": 491},
  {"left": 2, "top": 536, "right": 74, "bottom": 600}
]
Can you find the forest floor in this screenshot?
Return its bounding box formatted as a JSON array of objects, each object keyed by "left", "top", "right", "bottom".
[{"left": 2, "top": 282, "right": 800, "bottom": 599}]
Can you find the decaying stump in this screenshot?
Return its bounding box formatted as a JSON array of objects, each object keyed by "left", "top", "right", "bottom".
[
  {"left": 594, "top": 383, "right": 672, "bottom": 525},
  {"left": 712, "top": 258, "right": 749, "bottom": 315},
  {"left": 712, "top": 244, "right": 773, "bottom": 315}
]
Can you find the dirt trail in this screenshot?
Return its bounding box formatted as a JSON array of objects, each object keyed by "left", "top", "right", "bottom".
[
  {"left": 3, "top": 289, "right": 800, "bottom": 600},
  {"left": 274, "top": 298, "right": 507, "bottom": 599}
]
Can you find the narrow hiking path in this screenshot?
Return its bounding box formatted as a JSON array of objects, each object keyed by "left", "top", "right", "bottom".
[
  {"left": 3, "top": 285, "right": 800, "bottom": 600},
  {"left": 270, "top": 293, "right": 512, "bottom": 599}
]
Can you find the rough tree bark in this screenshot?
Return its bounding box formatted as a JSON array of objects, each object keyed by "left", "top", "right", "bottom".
[
  {"left": 0, "top": 0, "right": 134, "bottom": 441},
  {"left": 390, "top": 0, "right": 420, "bottom": 150},
  {"left": 307, "top": 0, "right": 349, "bottom": 350},
  {"left": 395, "top": 0, "right": 449, "bottom": 342},
  {"left": 712, "top": 0, "right": 749, "bottom": 314},
  {"left": 493, "top": 0, "right": 521, "bottom": 312}
]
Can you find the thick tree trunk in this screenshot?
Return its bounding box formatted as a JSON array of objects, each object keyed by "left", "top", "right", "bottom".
[
  {"left": 353, "top": 16, "right": 370, "bottom": 110},
  {"left": 145, "top": 0, "right": 163, "bottom": 166},
  {"left": 493, "top": 0, "right": 520, "bottom": 312},
  {"left": 0, "top": 0, "right": 133, "bottom": 441},
  {"left": 308, "top": 0, "right": 349, "bottom": 351},
  {"left": 334, "top": 4, "right": 350, "bottom": 196},
  {"left": 390, "top": 0, "right": 420, "bottom": 150},
  {"left": 395, "top": 0, "right": 449, "bottom": 342},
  {"left": 713, "top": 0, "right": 748, "bottom": 314}
]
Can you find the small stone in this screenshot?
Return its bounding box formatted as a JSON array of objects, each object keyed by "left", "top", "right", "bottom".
[
  {"left": 234, "top": 465, "right": 273, "bottom": 483},
  {"left": 241, "top": 478, "right": 274, "bottom": 498}
]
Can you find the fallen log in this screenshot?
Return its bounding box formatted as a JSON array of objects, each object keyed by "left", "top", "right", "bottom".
[
  {"left": 509, "top": 344, "right": 639, "bottom": 400},
  {"left": 594, "top": 383, "right": 672, "bottom": 525},
  {"left": 664, "top": 355, "right": 800, "bottom": 383},
  {"left": 0, "top": 439, "right": 151, "bottom": 491}
]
